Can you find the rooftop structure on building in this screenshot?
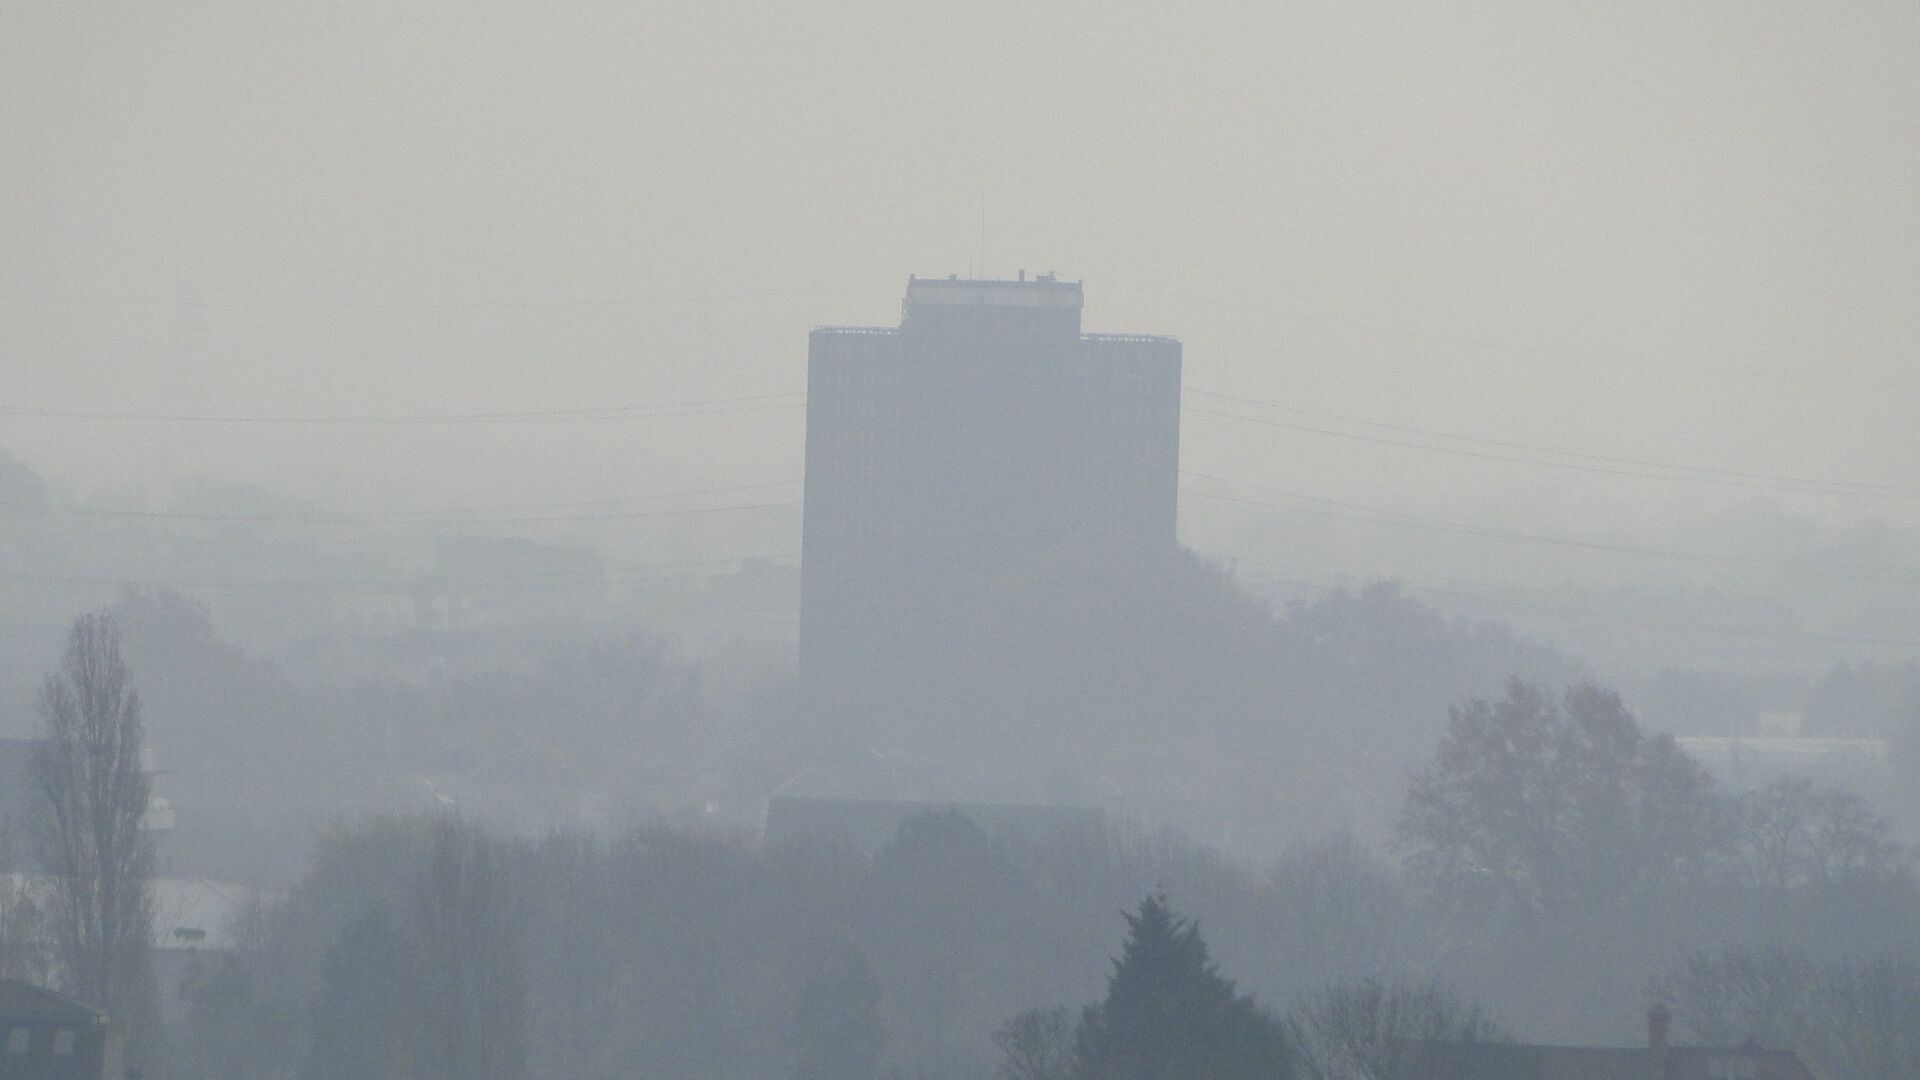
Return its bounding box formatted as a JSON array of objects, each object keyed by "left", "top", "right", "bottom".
[{"left": 1396, "top": 1006, "right": 1817, "bottom": 1080}]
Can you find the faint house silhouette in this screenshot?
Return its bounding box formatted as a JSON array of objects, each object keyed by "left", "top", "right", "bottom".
[
  {"left": 0, "top": 979, "right": 122, "bottom": 1080},
  {"left": 1398, "top": 1006, "right": 1817, "bottom": 1080},
  {"left": 149, "top": 878, "right": 271, "bottom": 1029},
  {"left": 764, "top": 795, "right": 1103, "bottom": 860}
]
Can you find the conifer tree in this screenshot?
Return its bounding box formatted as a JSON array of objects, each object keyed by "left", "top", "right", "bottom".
[{"left": 1074, "top": 895, "right": 1291, "bottom": 1080}]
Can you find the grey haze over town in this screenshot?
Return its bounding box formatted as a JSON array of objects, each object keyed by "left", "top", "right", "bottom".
[{"left": 2, "top": 4, "right": 1918, "bottom": 1080}]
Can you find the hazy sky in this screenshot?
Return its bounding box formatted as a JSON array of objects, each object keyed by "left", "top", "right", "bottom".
[{"left": 5, "top": 2, "right": 1916, "bottom": 548}]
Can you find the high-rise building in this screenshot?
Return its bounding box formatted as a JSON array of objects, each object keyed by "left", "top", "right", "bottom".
[{"left": 800, "top": 274, "right": 1181, "bottom": 749}]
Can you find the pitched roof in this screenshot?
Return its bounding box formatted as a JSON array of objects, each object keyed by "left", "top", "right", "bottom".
[
  {"left": 1401, "top": 1041, "right": 1817, "bottom": 1080},
  {"left": 0, "top": 980, "right": 106, "bottom": 1027}
]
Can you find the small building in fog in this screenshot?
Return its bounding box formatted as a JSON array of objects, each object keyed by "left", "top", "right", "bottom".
[
  {"left": 1399, "top": 1007, "right": 1816, "bottom": 1080},
  {"left": 0, "top": 980, "right": 121, "bottom": 1080},
  {"left": 1674, "top": 733, "right": 1889, "bottom": 792},
  {"left": 764, "top": 795, "right": 1103, "bottom": 858},
  {"left": 1402, "top": 1041, "right": 1816, "bottom": 1080}
]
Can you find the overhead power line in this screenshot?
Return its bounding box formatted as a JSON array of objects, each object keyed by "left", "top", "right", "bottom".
[
  {"left": 1184, "top": 404, "right": 1920, "bottom": 501},
  {"left": 26, "top": 499, "right": 800, "bottom": 527},
  {"left": 0, "top": 284, "right": 886, "bottom": 312},
  {"left": 1219, "top": 555, "right": 1920, "bottom": 651},
  {"left": 0, "top": 392, "right": 805, "bottom": 426},
  {"left": 8, "top": 374, "right": 1909, "bottom": 504},
  {"left": 16, "top": 379, "right": 1848, "bottom": 505},
  {"left": 0, "top": 553, "right": 798, "bottom": 593},
  {"left": 1178, "top": 470, "right": 1920, "bottom": 585},
  {"left": 8, "top": 480, "right": 802, "bottom": 525},
  {"left": 10, "top": 277, "right": 1905, "bottom": 392},
  {"left": 1184, "top": 386, "right": 1920, "bottom": 498},
  {"left": 1111, "top": 280, "right": 1920, "bottom": 393}
]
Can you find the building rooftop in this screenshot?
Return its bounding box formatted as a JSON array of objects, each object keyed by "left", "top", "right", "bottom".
[
  {"left": 765, "top": 795, "right": 1104, "bottom": 857},
  {"left": 904, "top": 272, "right": 1083, "bottom": 311},
  {"left": 1399, "top": 1041, "right": 1816, "bottom": 1080},
  {"left": 0, "top": 979, "right": 106, "bottom": 1027}
]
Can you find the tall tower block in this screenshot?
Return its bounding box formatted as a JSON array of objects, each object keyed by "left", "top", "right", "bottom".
[{"left": 800, "top": 275, "right": 1182, "bottom": 748}]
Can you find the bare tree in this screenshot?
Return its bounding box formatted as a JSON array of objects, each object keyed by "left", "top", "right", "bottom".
[
  {"left": 31, "top": 611, "right": 155, "bottom": 1012},
  {"left": 416, "top": 816, "right": 529, "bottom": 1080},
  {"left": 0, "top": 821, "right": 51, "bottom": 985},
  {"left": 1659, "top": 946, "right": 1920, "bottom": 1080},
  {"left": 1286, "top": 973, "right": 1502, "bottom": 1080},
  {"left": 1728, "top": 778, "right": 1911, "bottom": 892},
  {"left": 1396, "top": 681, "right": 1724, "bottom": 924},
  {"left": 991, "top": 1007, "right": 1073, "bottom": 1080}
]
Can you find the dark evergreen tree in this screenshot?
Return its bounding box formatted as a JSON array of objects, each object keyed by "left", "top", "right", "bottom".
[{"left": 1074, "top": 896, "right": 1291, "bottom": 1080}]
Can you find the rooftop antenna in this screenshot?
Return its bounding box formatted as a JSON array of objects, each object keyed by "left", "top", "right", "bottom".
[{"left": 978, "top": 181, "right": 988, "bottom": 279}]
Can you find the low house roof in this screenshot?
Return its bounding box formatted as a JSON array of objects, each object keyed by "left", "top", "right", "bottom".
[
  {"left": 1401, "top": 1041, "right": 1816, "bottom": 1080},
  {"left": 0, "top": 980, "right": 106, "bottom": 1027}
]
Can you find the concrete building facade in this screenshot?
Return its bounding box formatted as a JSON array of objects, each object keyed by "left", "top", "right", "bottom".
[{"left": 799, "top": 275, "right": 1181, "bottom": 753}]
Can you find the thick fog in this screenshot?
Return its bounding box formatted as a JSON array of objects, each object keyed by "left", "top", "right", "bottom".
[{"left": 3, "top": 4, "right": 1919, "bottom": 1080}]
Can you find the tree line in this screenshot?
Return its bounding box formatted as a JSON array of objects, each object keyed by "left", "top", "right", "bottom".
[{"left": 8, "top": 609, "right": 1920, "bottom": 1079}]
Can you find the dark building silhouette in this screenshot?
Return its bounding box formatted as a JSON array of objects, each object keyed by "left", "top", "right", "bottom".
[
  {"left": 800, "top": 275, "right": 1181, "bottom": 764},
  {"left": 1400, "top": 1042, "right": 1816, "bottom": 1080},
  {"left": 764, "top": 796, "right": 1104, "bottom": 859},
  {"left": 0, "top": 980, "right": 121, "bottom": 1080},
  {"left": 1399, "top": 1006, "right": 1817, "bottom": 1080}
]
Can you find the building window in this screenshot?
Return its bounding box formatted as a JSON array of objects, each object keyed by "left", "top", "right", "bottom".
[
  {"left": 6, "top": 1027, "right": 27, "bottom": 1053},
  {"left": 51, "top": 1029, "right": 73, "bottom": 1056}
]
